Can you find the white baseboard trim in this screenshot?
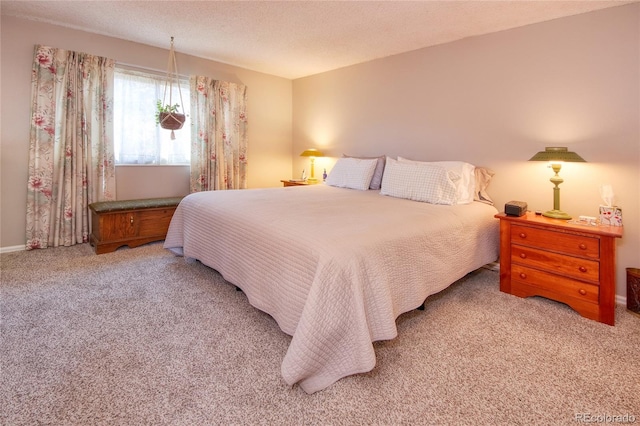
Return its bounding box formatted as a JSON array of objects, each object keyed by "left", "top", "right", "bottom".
[{"left": 1, "top": 245, "right": 26, "bottom": 254}]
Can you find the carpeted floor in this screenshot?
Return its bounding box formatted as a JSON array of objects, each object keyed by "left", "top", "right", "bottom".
[{"left": 1, "top": 242, "right": 638, "bottom": 425}]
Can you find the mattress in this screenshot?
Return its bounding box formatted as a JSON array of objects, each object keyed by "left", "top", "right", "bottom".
[{"left": 164, "top": 184, "right": 499, "bottom": 393}]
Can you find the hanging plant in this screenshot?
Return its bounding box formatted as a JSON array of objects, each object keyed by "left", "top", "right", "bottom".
[
  {"left": 158, "top": 36, "right": 185, "bottom": 139},
  {"left": 156, "top": 100, "right": 185, "bottom": 130}
]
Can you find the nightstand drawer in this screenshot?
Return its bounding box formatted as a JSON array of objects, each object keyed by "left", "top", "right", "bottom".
[
  {"left": 512, "top": 264, "right": 599, "bottom": 305},
  {"left": 511, "top": 224, "right": 599, "bottom": 259},
  {"left": 511, "top": 245, "right": 599, "bottom": 284}
]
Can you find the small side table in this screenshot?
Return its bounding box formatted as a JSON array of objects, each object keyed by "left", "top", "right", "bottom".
[
  {"left": 495, "top": 212, "right": 623, "bottom": 325},
  {"left": 281, "top": 180, "right": 312, "bottom": 187}
]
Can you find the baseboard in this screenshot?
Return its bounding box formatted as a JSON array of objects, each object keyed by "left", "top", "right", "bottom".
[{"left": 1, "top": 245, "right": 26, "bottom": 253}]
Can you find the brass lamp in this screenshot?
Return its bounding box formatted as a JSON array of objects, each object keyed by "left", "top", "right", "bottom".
[
  {"left": 300, "top": 149, "right": 324, "bottom": 183},
  {"left": 529, "top": 147, "right": 586, "bottom": 220}
]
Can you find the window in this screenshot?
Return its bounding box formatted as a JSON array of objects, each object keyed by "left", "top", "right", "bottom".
[{"left": 113, "top": 67, "right": 190, "bottom": 165}]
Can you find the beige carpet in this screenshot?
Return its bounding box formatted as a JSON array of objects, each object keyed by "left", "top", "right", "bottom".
[{"left": 1, "top": 243, "right": 638, "bottom": 425}]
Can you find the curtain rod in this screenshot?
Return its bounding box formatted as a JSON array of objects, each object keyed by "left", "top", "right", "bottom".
[{"left": 116, "top": 61, "right": 189, "bottom": 80}]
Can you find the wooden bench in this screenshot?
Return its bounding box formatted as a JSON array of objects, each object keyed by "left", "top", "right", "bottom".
[{"left": 89, "top": 197, "right": 183, "bottom": 254}]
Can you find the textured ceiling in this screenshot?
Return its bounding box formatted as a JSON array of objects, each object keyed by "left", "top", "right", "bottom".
[{"left": 2, "top": 1, "right": 636, "bottom": 79}]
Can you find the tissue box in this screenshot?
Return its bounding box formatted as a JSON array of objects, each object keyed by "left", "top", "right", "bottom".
[{"left": 599, "top": 205, "right": 623, "bottom": 226}]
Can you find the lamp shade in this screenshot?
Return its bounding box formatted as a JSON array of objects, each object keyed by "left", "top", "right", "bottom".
[
  {"left": 300, "top": 148, "right": 324, "bottom": 157},
  {"left": 529, "top": 147, "right": 586, "bottom": 163}
]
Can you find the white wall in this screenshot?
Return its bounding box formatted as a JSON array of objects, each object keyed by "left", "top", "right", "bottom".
[
  {"left": 0, "top": 16, "right": 293, "bottom": 249},
  {"left": 292, "top": 4, "right": 640, "bottom": 298}
]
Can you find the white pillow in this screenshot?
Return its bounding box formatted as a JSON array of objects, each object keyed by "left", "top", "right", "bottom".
[
  {"left": 380, "top": 157, "right": 458, "bottom": 205},
  {"left": 397, "top": 157, "right": 476, "bottom": 204},
  {"left": 342, "top": 154, "right": 386, "bottom": 190},
  {"left": 325, "top": 157, "right": 378, "bottom": 190}
]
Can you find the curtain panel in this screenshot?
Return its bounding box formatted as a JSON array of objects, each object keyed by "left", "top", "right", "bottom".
[
  {"left": 190, "top": 77, "right": 248, "bottom": 192},
  {"left": 26, "top": 45, "right": 116, "bottom": 250}
]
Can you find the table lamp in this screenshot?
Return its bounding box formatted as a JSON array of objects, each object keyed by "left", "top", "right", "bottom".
[
  {"left": 300, "top": 149, "right": 324, "bottom": 183},
  {"left": 529, "top": 147, "right": 585, "bottom": 220}
]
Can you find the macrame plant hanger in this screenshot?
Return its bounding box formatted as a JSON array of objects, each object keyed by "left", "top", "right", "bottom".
[{"left": 160, "top": 36, "right": 185, "bottom": 140}]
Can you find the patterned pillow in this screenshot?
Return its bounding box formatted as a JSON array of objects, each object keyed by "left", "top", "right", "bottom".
[
  {"left": 397, "top": 157, "right": 476, "bottom": 204},
  {"left": 342, "top": 154, "right": 386, "bottom": 190},
  {"left": 326, "top": 157, "right": 378, "bottom": 190},
  {"left": 380, "top": 157, "right": 458, "bottom": 205}
]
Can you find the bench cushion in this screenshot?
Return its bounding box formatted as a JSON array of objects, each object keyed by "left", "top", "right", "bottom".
[{"left": 89, "top": 197, "right": 184, "bottom": 213}]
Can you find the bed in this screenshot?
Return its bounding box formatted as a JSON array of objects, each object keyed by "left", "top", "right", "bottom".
[{"left": 164, "top": 157, "right": 499, "bottom": 393}]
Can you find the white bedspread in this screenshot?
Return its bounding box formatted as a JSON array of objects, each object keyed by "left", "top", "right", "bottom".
[{"left": 164, "top": 185, "right": 499, "bottom": 393}]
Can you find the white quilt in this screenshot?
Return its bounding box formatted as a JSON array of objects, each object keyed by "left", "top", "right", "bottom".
[{"left": 164, "top": 185, "right": 499, "bottom": 393}]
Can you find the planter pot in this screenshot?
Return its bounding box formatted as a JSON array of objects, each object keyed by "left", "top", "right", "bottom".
[{"left": 158, "top": 112, "right": 185, "bottom": 130}]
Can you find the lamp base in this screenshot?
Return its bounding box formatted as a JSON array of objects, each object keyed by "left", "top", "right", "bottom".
[
  {"left": 542, "top": 209, "right": 572, "bottom": 220},
  {"left": 306, "top": 177, "right": 318, "bottom": 183}
]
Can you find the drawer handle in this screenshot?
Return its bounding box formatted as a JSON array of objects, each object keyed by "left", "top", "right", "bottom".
[
  {"left": 579, "top": 266, "right": 587, "bottom": 273},
  {"left": 519, "top": 233, "right": 527, "bottom": 239},
  {"left": 579, "top": 288, "right": 587, "bottom": 296},
  {"left": 519, "top": 272, "right": 527, "bottom": 279},
  {"left": 519, "top": 253, "right": 527, "bottom": 259},
  {"left": 130, "top": 215, "right": 134, "bottom": 225},
  {"left": 579, "top": 243, "right": 587, "bottom": 250}
]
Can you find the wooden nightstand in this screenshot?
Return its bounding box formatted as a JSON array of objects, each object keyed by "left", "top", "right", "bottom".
[
  {"left": 281, "top": 180, "right": 312, "bottom": 187},
  {"left": 495, "top": 212, "right": 623, "bottom": 325}
]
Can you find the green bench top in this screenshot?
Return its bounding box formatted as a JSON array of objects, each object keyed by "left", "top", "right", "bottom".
[{"left": 89, "top": 197, "right": 184, "bottom": 213}]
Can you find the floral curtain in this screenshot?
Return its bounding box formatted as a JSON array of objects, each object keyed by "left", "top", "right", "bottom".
[
  {"left": 26, "top": 45, "right": 116, "bottom": 250},
  {"left": 190, "top": 77, "right": 248, "bottom": 191}
]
